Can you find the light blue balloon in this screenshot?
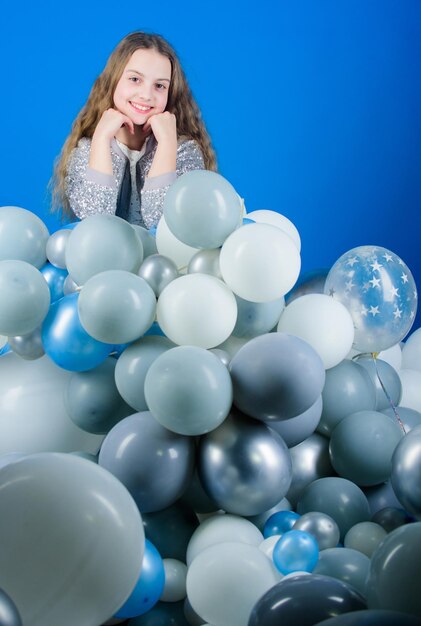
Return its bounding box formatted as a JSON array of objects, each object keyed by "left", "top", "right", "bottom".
[
  {"left": 41, "top": 293, "right": 110, "bottom": 371},
  {"left": 114, "top": 539, "right": 165, "bottom": 619},
  {"left": 314, "top": 547, "right": 370, "bottom": 598},
  {"left": 40, "top": 263, "right": 68, "bottom": 303},
  {"left": 272, "top": 529, "right": 319, "bottom": 574},
  {"left": 324, "top": 245, "right": 417, "bottom": 352},
  {"left": 0, "top": 206, "right": 49, "bottom": 268},
  {"left": 263, "top": 510, "right": 300, "bottom": 538},
  {"left": 232, "top": 294, "right": 285, "bottom": 338},
  {"left": 355, "top": 356, "right": 402, "bottom": 411}
]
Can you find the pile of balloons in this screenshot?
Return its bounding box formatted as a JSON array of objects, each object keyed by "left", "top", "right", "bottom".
[{"left": 0, "top": 167, "right": 421, "bottom": 626}]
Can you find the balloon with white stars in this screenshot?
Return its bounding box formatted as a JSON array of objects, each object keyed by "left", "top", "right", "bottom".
[{"left": 324, "top": 245, "right": 417, "bottom": 353}]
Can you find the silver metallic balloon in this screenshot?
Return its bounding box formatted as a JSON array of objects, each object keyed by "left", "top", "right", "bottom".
[
  {"left": 138, "top": 254, "right": 179, "bottom": 297},
  {"left": 198, "top": 410, "right": 292, "bottom": 516},
  {"left": 46, "top": 228, "right": 71, "bottom": 269},
  {"left": 286, "top": 433, "right": 334, "bottom": 507},
  {"left": 187, "top": 248, "right": 223, "bottom": 278},
  {"left": 294, "top": 511, "right": 340, "bottom": 550},
  {"left": 8, "top": 326, "right": 45, "bottom": 360},
  {"left": 391, "top": 424, "right": 421, "bottom": 518},
  {"left": 313, "top": 547, "right": 370, "bottom": 597}
]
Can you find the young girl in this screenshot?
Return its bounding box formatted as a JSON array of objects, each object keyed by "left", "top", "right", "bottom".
[{"left": 52, "top": 31, "right": 217, "bottom": 228}]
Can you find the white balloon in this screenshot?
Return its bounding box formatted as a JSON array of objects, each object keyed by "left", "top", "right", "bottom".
[
  {"left": 399, "top": 368, "right": 421, "bottom": 412},
  {"left": 219, "top": 223, "right": 301, "bottom": 302},
  {"left": 186, "top": 541, "right": 278, "bottom": 626},
  {"left": 378, "top": 342, "right": 403, "bottom": 372},
  {"left": 0, "top": 353, "right": 103, "bottom": 454},
  {"left": 186, "top": 514, "right": 263, "bottom": 566},
  {"left": 160, "top": 559, "right": 187, "bottom": 602},
  {"left": 259, "top": 535, "right": 282, "bottom": 559},
  {"left": 246, "top": 209, "right": 301, "bottom": 251},
  {"left": 157, "top": 274, "right": 237, "bottom": 348},
  {"left": 156, "top": 216, "right": 200, "bottom": 272},
  {"left": 277, "top": 294, "right": 355, "bottom": 369},
  {"left": 402, "top": 328, "right": 421, "bottom": 372}
]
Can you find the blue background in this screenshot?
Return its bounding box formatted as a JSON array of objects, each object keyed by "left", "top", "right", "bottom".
[{"left": 1, "top": 0, "right": 420, "bottom": 329}]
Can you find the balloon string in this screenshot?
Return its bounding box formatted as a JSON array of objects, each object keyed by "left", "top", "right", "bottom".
[{"left": 370, "top": 352, "right": 407, "bottom": 435}]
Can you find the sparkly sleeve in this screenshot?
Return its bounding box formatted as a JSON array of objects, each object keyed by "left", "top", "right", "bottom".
[
  {"left": 140, "top": 139, "right": 205, "bottom": 229},
  {"left": 65, "top": 137, "right": 120, "bottom": 218}
]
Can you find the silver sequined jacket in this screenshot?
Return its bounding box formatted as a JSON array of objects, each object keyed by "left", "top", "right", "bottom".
[{"left": 65, "top": 135, "right": 205, "bottom": 228}]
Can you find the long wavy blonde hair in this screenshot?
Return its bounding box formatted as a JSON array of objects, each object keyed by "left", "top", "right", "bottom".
[{"left": 51, "top": 31, "right": 217, "bottom": 217}]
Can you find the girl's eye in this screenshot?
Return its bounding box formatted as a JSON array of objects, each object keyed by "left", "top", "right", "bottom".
[
  {"left": 129, "top": 76, "right": 140, "bottom": 83},
  {"left": 156, "top": 83, "right": 166, "bottom": 90}
]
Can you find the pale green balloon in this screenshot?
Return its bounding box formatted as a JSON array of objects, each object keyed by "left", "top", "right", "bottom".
[
  {"left": 344, "top": 521, "right": 387, "bottom": 557},
  {"left": 313, "top": 547, "right": 370, "bottom": 597},
  {"left": 0, "top": 206, "right": 49, "bottom": 268}
]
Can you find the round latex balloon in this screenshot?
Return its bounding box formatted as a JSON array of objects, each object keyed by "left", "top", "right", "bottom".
[
  {"left": 131, "top": 224, "right": 158, "bottom": 259},
  {"left": 391, "top": 425, "right": 421, "bottom": 518},
  {"left": 156, "top": 216, "right": 200, "bottom": 271},
  {"left": 78, "top": 270, "right": 156, "bottom": 344},
  {"left": 0, "top": 588, "right": 22, "bottom": 626},
  {"left": 313, "top": 547, "right": 370, "bottom": 597},
  {"left": 40, "top": 263, "right": 68, "bottom": 303},
  {"left": 163, "top": 170, "right": 242, "bottom": 248},
  {"left": 42, "top": 293, "right": 110, "bottom": 371},
  {"left": 398, "top": 369, "right": 421, "bottom": 413},
  {"left": 272, "top": 530, "right": 319, "bottom": 574},
  {"left": 186, "top": 541, "right": 278, "bottom": 626},
  {"left": 138, "top": 254, "right": 179, "bottom": 297},
  {"left": 355, "top": 355, "right": 402, "bottom": 410},
  {"left": 0, "top": 453, "right": 144, "bottom": 626},
  {"left": 324, "top": 246, "right": 417, "bottom": 352},
  {"left": 371, "top": 507, "right": 413, "bottom": 533},
  {"left": 144, "top": 345, "right": 233, "bottom": 435},
  {"left": 198, "top": 411, "right": 292, "bottom": 516},
  {"left": 0, "top": 206, "right": 49, "bottom": 268},
  {"left": 245, "top": 209, "right": 301, "bottom": 251},
  {"left": 402, "top": 328, "right": 421, "bottom": 372},
  {"left": 294, "top": 511, "right": 340, "bottom": 550},
  {"left": 269, "top": 395, "right": 323, "bottom": 448},
  {"left": 229, "top": 332, "right": 325, "bottom": 422},
  {"left": 247, "top": 498, "right": 292, "bottom": 533},
  {"left": 142, "top": 500, "right": 200, "bottom": 562},
  {"left": 248, "top": 574, "right": 366, "bottom": 626},
  {"left": 186, "top": 514, "right": 263, "bottom": 567},
  {"left": 219, "top": 222, "right": 301, "bottom": 302},
  {"left": 8, "top": 327, "right": 45, "bottom": 360},
  {"left": 65, "top": 214, "right": 143, "bottom": 285},
  {"left": 187, "top": 248, "right": 223, "bottom": 279},
  {"left": 315, "top": 610, "right": 421, "bottom": 626},
  {"left": 263, "top": 510, "right": 300, "bottom": 538},
  {"left": 344, "top": 521, "right": 387, "bottom": 558},
  {"left": 114, "top": 335, "right": 174, "bottom": 412},
  {"left": 46, "top": 228, "right": 71, "bottom": 269},
  {"left": 287, "top": 433, "right": 334, "bottom": 507},
  {"left": 297, "top": 477, "right": 371, "bottom": 540},
  {"left": 382, "top": 406, "right": 421, "bottom": 433},
  {"left": 363, "top": 480, "right": 404, "bottom": 516},
  {"left": 161, "top": 559, "right": 187, "bottom": 602},
  {"left": 157, "top": 274, "right": 237, "bottom": 348},
  {"left": 98, "top": 411, "right": 195, "bottom": 513},
  {"left": 64, "top": 358, "right": 133, "bottom": 434},
  {"left": 366, "top": 522, "right": 421, "bottom": 616},
  {"left": 286, "top": 268, "right": 329, "bottom": 304},
  {"left": 277, "top": 294, "right": 355, "bottom": 369},
  {"left": 0, "top": 260, "right": 50, "bottom": 336},
  {"left": 317, "top": 360, "right": 376, "bottom": 436},
  {"left": 114, "top": 539, "right": 165, "bottom": 618},
  {"left": 378, "top": 342, "right": 403, "bottom": 372},
  {"left": 329, "top": 410, "right": 404, "bottom": 486},
  {"left": 232, "top": 294, "right": 285, "bottom": 338},
  {"left": 0, "top": 352, "right": 102, "bottom": 454},
  {"left": 63, "top": 274, "right": 79, "bottom": 295}
]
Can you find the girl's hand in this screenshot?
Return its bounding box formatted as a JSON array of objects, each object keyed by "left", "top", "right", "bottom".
[
  {"left": 94, "top": 108, "right": 135, "bottom": 140},
  {"left": 144, "top": 112, "right": 177, "bottom": 145}
]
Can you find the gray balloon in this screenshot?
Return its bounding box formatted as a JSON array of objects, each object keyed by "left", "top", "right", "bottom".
[
  {"left": 382, "top": 406, "right": 421, "bottom": 433},
  {"left": 63, "top": 274, "right": 80, "bottom": 295},
  {"left": 329, "top": 410, "right": 404, "bottom": 486},
  {"left": 209, "top": 348, "right": 231, "bottom": 367},
  {"left": 138, "top": 254, "right": 179, "bottom": 297},
  {"left": 317, "top": 360, "right": 376, "bottom": 436},
  {"left": 366, "top": 522, "right": 421, "bottom": 616},
  {"left": 46, "top": 229, "right": 71, "bottom": 269},
  {"left": 391, "top": 425, "right": 421, "bottom": 518},
  {"left": 231, "top": 294, "right": 285, "bottom": 338},
  {"left": 0, "top": 588, "right": 22, "bottom": 626},
  {"left": 229, "top": 332, "right": 325, "bottom": 422},
  {"left": 269, "top": 396, "right": 323, "bottom": 448},
  {"left": 297, "top": 477, "right": 370, "bottom": 540},
  {"left": 0, "top": 206, "right": 49, "bottom": 268},
  {"left": 313, "top": 547, "right": 370, "bottom": 597},
  {"left": 371, "top": 507, "right": 414, "bottom": 533},
  {"left": 286, "top": 433, "right": 334, "bottom": 508},
  {"left": 315, "top": 610, "right": 421, "bottom": 626},
  {"left": 188, "top": 248, "right": 223, "bottom": 279},
  {"left": 98, "top": 411, "right": 195, "bottom": 513},
  {"left": 198, "top": 410, "right": 292, "bottom": 516},
  {"left": 142, "top": 500, "right": 200, "bottom": 562},
  {"left": 286, "top": 268, "right": 329, "bottom": 304},
  {"left": 114, "top": 336, "right": 175, "bottom": 412},
  {"left": 8, "top": 326, "right": 45, "bottom": 360},
  {"left": 355, "top": 356, "right": 402, "bottom": 411},
  {"left": 246, "top": 497, "right": 292, "bottom": 532},
  {"left": 248, "top": 574, "right": 366, "bottom": 626},
  {"left": 64, "top": 358, "right": 134, "bottom": 434},
  {"left": 364, "top": 481, "right": 403, "bottom": 516},
  {"left": 294, "top": 512, "right": 340, "bottom": 550},
  {"left": 131, "top": 225, "right": 158, "bottom": 259}
]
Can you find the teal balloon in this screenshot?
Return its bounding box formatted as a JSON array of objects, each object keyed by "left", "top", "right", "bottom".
[
  {"left": 314, "top": 547, "right": 370, "bottom": 597},
  {"left": 325, "top": 245, "right": 417, "bottom": 352},
  {"left": 232, "top": 294, "right": 285, "bottom": 338},
  {"left": 0, "top": 260, "right": 51, "bottom": 336},
  {"left": 391, "top": 425, "right": 421, "bottom": 518},
  {"left": 355, "top": 356, "right": 402, "bottom": 411},
  {"left": 41, "top": 292, "right": 110, "bottom": 371},
  {"left": 142, "top": 501, "right": 200, "bottom": 562},
  {"left": 163, "top": 170, "right": 242, "bottom": 248},
  {"left": 329, "top": 410, "right": 404, "bottom": 486},
  {"left": 0, "top": 206, "right": 49, "bottom": 268}
]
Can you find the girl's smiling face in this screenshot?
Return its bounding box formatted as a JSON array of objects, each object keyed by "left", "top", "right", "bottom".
[{"left": 113, "top": 48, "right": 171, "bottom": 125}]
